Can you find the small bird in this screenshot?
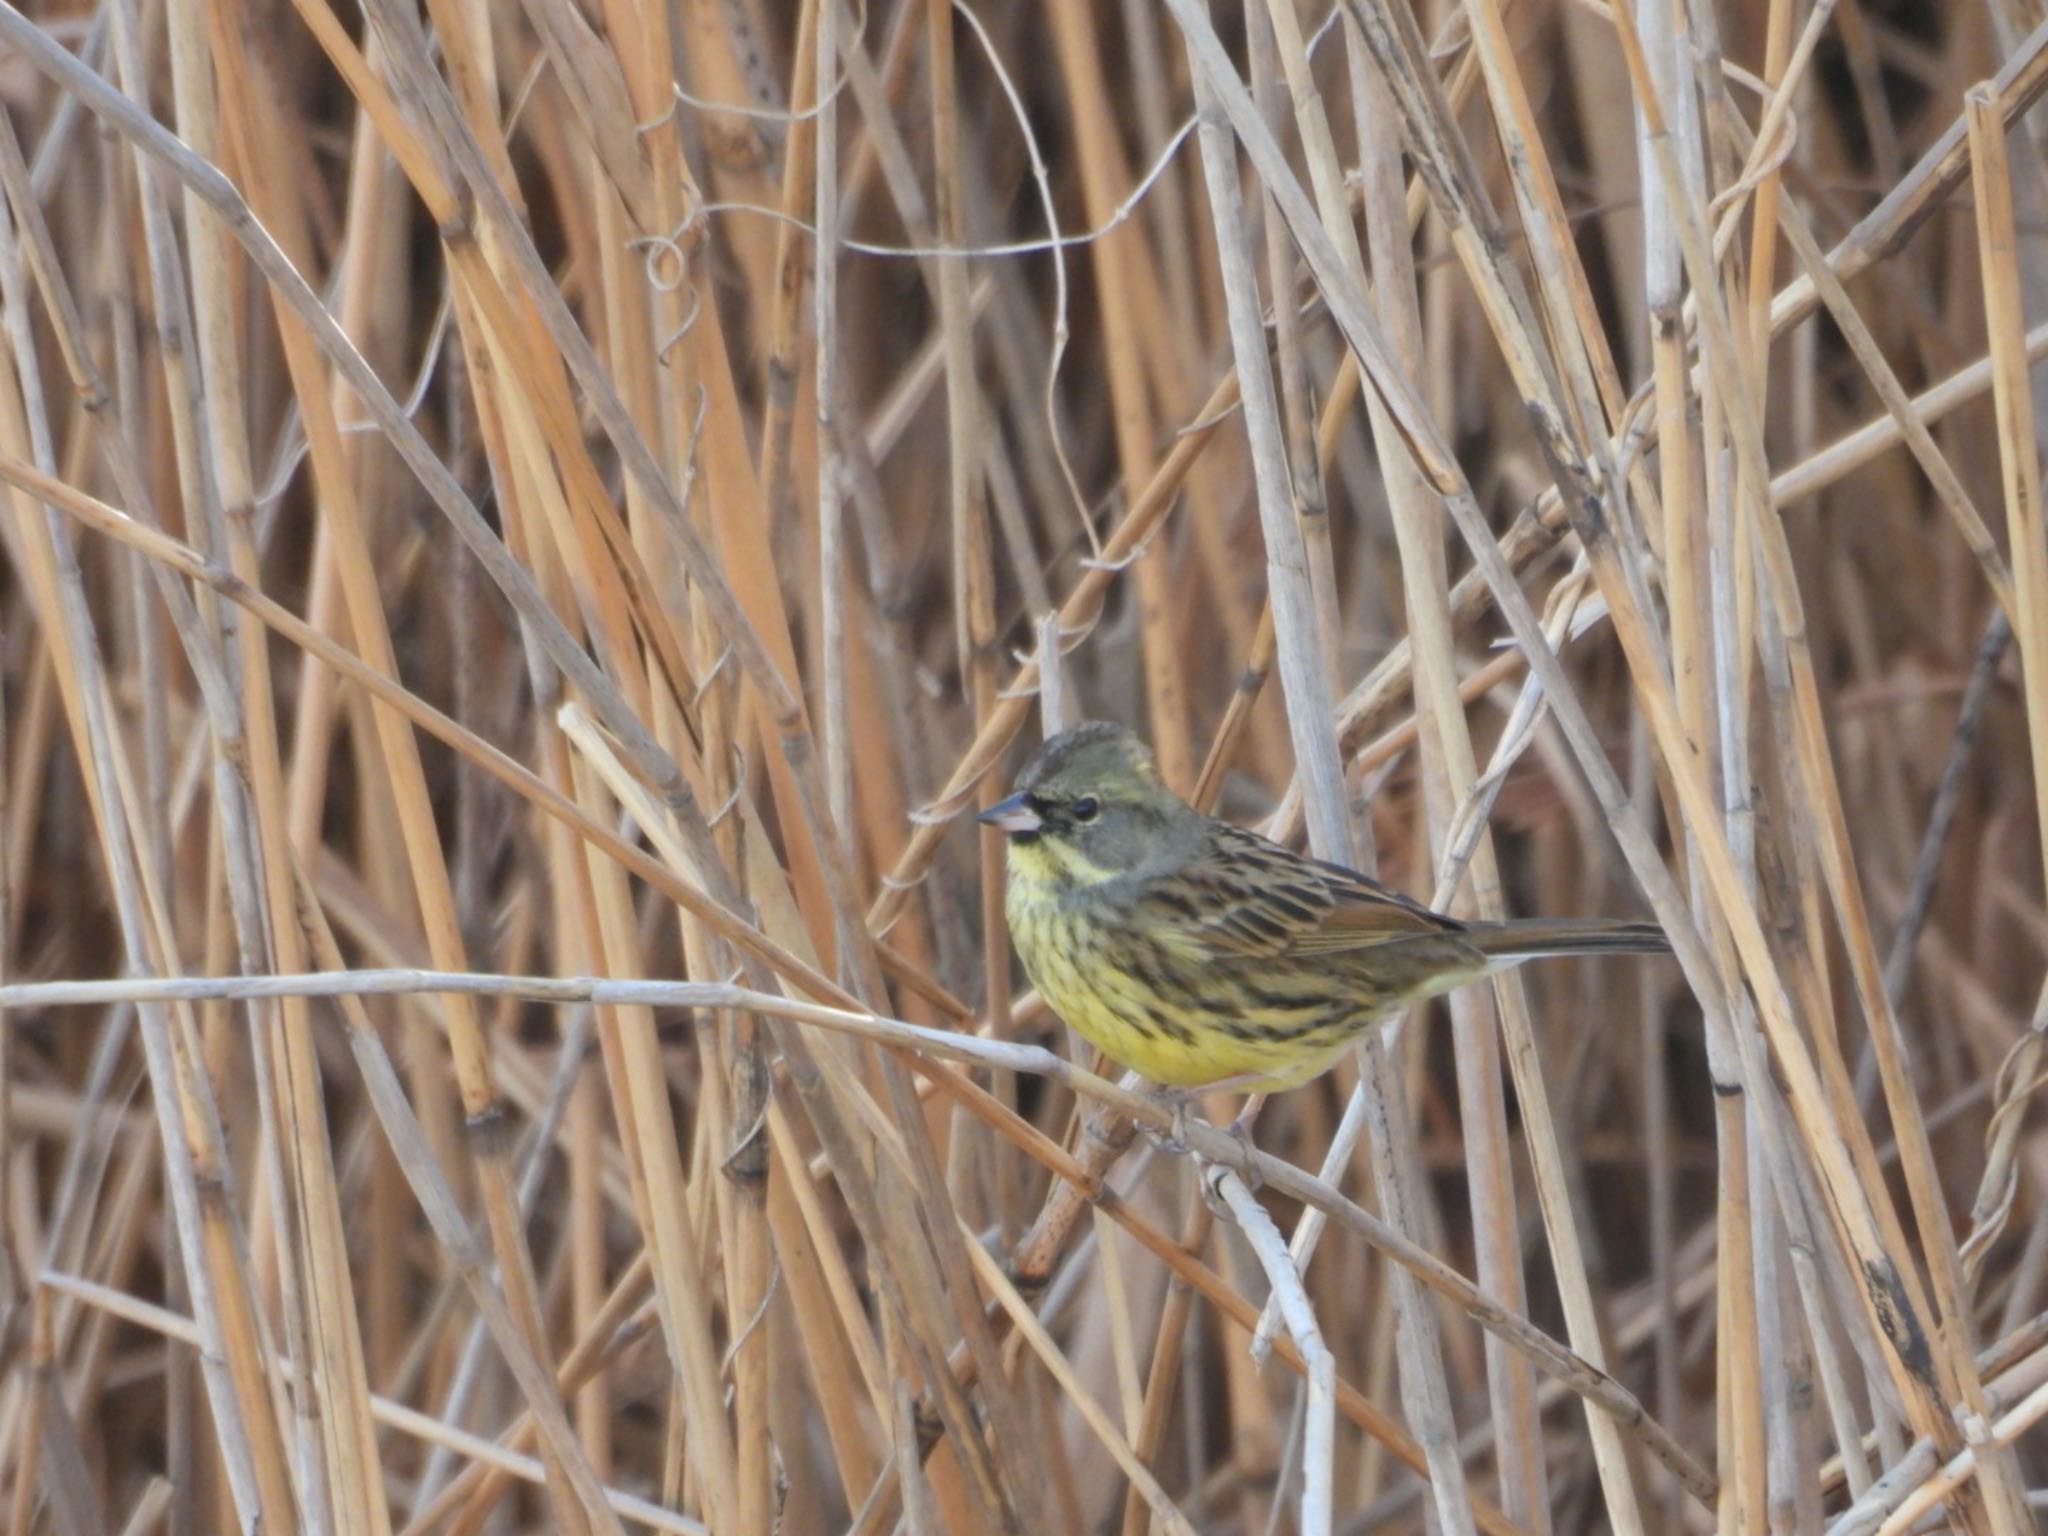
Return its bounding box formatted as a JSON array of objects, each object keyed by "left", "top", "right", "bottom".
[{"left": 980, "top": 722, "right": 1669, "bottom": 1094}]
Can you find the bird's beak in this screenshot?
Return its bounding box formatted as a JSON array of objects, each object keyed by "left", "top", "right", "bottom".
[{"left": 977, "top": 792, "right": 1043, "bottom": 836}]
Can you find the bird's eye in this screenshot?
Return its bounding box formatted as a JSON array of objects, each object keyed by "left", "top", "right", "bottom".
[{"left": 1071, "top": 796, "right": 1100, "bottom": 822}]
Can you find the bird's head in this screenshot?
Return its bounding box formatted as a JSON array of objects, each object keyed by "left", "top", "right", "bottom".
[{"left": 978, "top": 722, "right": 1196, "bottom": 887}]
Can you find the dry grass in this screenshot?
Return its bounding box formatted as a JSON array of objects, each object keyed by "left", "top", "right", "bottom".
[{"left": 0, "top": 0, "right": 2046, "bottom": 1531}]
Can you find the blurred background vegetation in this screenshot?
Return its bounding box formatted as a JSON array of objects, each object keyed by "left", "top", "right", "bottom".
[{"left": 1, "top": 0, "right": 2046, "bottom": 1532}]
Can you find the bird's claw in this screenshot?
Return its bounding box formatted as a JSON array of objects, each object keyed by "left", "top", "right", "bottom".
[
  {"left": 1140, "top": 1087, "right": 1267, "bottom": 1214},
  {"left": 1196, "top": 1112, "right": 1265, "bottom": 1208},
  {"left": 1196, "top": 1156, "right": 1236, "bottom": 1216},
  {"left": 1222, "top": 1111, "right": 1264, "bottom": 1184},
  {"left": 1139, "top": 1087, "right": 1196, "bottom": 1156}
]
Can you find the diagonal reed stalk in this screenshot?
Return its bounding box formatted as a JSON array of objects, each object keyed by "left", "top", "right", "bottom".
[{"left": 3, "top": 3, "right": 2048, "bottom": 1534}]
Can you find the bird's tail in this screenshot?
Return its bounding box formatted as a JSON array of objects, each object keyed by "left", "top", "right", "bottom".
[{"left": 1464, "top": 918, "right": 1670, "bottom": 962}]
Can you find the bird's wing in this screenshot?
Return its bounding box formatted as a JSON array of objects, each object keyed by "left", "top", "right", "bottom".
[
  {"left": 1293, "top": 857, "right": 1467, "bottom": 953},
  {"left": 1138, "top": 824, "right": 1460, "bottom": 960}
]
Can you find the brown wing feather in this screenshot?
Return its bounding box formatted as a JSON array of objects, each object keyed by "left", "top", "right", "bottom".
[
  {"left": 1138, "top": 824, "right": 1461, "bottom": 960},
  {"left": 1288, "top": 853, "right": 1466, "bottom": 952}
]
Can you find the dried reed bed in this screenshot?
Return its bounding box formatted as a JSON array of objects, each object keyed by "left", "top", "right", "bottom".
[{"left": 0, "top": 0, "right": 2045, "bottom": 1531}]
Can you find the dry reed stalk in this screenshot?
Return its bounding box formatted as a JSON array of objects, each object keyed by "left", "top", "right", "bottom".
[
  {"left": 1184, "top": 21, "right": 1482, "bottom": 1535},
  {"left": 6, "top": 2, "right": 2048, "bottom": 1533}
]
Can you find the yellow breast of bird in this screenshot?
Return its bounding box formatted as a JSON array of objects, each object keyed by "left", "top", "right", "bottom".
[{"left": 1003, "top": 855, "right": 1359, "bottom": 1090}]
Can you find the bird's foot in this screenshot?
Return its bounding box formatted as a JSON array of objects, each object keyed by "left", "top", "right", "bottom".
[
  {"left": 1223, "top": 1093, "right": 1267, "bottom": 1178},
  {"left": 1195, "top": 1093, "right": 1267, "bottom": 1211},
  {"left": 1138, "top": 1084, "right": 1200, "bottom": 1156},
  {"left": 1140, "top": 1084, "right": 1268, "bottom": 1194}
]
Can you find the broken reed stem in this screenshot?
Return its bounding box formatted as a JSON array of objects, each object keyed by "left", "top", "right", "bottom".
[{"left": 1206, "top": 1164, "right": 1335, "bottom": 1536}]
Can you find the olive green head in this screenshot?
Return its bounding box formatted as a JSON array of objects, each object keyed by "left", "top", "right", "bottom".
[{"left": 979, "top": 723, "right": 1199, "bottom": 885}]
